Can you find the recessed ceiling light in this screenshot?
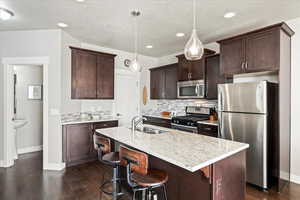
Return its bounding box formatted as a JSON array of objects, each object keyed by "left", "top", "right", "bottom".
[
  {"left": 57, "top": 22, "right": 68, "bottom": 28},
  {"left": 224, "top": 12, "right": 236, "bottom": 18},
  {"left": 176, "top": 33, "right": 185, "bottom": 37},
  {"left": 76, "top": 0, "right": 85, "bottom": 2},
  {"left": 0, "top": 7, "right": 14, "bottom": 20},
  {"left": 146, "top": 45, "right": 153, "bottom": 49}
]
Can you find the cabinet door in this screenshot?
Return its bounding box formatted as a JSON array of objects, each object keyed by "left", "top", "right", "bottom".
[
  {"left": 66, "top": 124, "right": 95, "bottom": 164},
  {"left": 191, "top": 59, "right": 205, "bottom": 80},
  {"left": 198, "top": 124, "right": 218, "bottom": 137},
  {"left": 245, "top": 29, "right": 279, "bottom": 72},
  {"left": 150, "top": 68, "right": 165, "bottom": 99},
  {"left": 164, "top": 64, "right": 178, "bottom": 99},
  {"left": 97, "top": 56, "right": 115, "bottom": 99},
  {"left": 71, "top": 50, "right": 97, "bottom": 99},
  {"left": 220, "top": 37, "right": 245, "bottom": 76},
  {"left": 205, "top": 55, "right": 226, "bottom": 100},
  {"left": 177, "top": 57, "right": 191, "bottom": 81}
]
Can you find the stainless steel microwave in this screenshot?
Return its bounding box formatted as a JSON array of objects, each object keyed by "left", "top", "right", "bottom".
[{"left": 177, "top": 80, "right": 205, "bottom": 99}]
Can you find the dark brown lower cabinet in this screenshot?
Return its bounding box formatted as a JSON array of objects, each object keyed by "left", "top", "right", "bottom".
[
  {"left": 198, "top": 123, "right": 218, "bottom": 138},
  {"left": 62, "top": 120, "right": 118, "bottom": 167},
  {"left": 143, "top": 116, "right": 172, "bottom": 128}
]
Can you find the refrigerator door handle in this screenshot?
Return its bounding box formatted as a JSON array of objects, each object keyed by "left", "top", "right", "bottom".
[
  {"left": 218, "top": 111, "right": 223, "bottom": 138},
  {"left": 218, "top": 90, "right": 223, "bottom": 111}
]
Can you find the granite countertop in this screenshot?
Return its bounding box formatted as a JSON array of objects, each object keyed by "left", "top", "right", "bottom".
[
  {"left": 142, "top": 114, "right": 172, "bottom": 120},
  {"left": 197, "top": 120, "right": 219, "bottom": 126},
  {"left": 61, "top": 117, "right": 118, "bottom": 125},
  {"left": 96, "top": 125, "right": 249, "bottom": 172}
]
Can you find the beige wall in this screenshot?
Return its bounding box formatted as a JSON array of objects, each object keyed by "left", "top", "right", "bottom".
[
  {"left": 0, "top": 30, "right": 62, "bottom": 164},
  {"left": 60, "top": 31, "right": 82, "bottom": 114}
]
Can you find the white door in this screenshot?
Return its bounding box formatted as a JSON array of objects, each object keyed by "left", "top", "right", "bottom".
[{"left": 115, "top": 71, "right": 139, "bottom": 126}]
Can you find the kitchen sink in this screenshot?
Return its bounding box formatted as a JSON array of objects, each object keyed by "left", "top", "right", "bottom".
[{"left": 134, "top": 126, "right": 168, "bottom": 134}]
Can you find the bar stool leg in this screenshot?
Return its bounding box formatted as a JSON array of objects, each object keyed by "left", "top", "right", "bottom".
[
  {"left": 112, "top": 166, "right": 118, "bottom": 200},
  {"left": 132, "top": 189, "right": 136, "bottom": 200},
  {"left": 162, "top": 184, "right": 168, "bottom": 200}
]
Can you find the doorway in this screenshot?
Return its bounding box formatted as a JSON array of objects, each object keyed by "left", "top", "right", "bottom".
[
  {"left": 2, "top": 57, "right": 49, "bottom": 169},
  {"left": 13, "top": 65, "right": 43, "bottom": 160},
  {"left": 115, "top": 69, "right": 140, "bottom": 126}
]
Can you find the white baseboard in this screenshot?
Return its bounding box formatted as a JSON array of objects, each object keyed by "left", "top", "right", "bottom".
[
  {"left": 17, "top": 145, "right": 43, "bottom": 155},
  {"left": 280, "top": 170, "right": 300, "bottom": 185},
  {"left": 291, "top": 174, "right": 300, "bottom": 185},
  {"left": 43, "top": 162, "right": 66, "bottom": 171},
  {"left": 0, "top": 159, "right": 14, "bottom": 168},
  {"left": 280, "top": 171, "right": 290, "bottom": 181}
]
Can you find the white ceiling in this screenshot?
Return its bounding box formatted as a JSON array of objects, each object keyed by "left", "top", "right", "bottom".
[{"left": 1, "top": 0, "right": 300, "bottom": 57}]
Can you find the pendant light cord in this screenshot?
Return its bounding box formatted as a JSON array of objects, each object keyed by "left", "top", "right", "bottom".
[
  {"left": 193, "top": 0, "right": 196, "bottom": 30},
  {"left": 134, "top": 16, "right": 138, "bottom": 59}
]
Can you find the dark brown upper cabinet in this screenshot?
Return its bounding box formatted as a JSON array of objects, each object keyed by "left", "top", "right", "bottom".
[
  {"left": 70, "top": 47, "right": 116, "bottom": 99},
  {"left": 176, "top": 48, "right": 215, "bottom": 82},
  {"left": 218, "top": 23, "right": 294, "bottom": 76},
  {"left": 219, "top": 37, "right": 245, "bottom": 75},
  {"left": 205, "top": 54, "right": 231, "bottom": 100},
  {"left": 150, "top": 64, "right": 178, "bottom": 99}
]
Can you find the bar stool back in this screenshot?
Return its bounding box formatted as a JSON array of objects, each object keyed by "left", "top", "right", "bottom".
[{"left": 120, "top": 145, "right": 168, "bottom": 200}]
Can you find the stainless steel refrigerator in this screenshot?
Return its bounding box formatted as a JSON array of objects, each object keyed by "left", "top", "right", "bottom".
[{"left": 218, "top": 81, "right": 279, "bottom": 189}]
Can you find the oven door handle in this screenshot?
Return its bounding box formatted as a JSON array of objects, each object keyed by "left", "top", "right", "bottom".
[{"left": 195, "top": 84, "right": 199, "bottom": 96}]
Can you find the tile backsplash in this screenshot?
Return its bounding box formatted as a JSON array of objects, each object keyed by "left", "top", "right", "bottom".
[
  {"left": 142, "top": 99, "right": 217, "bottom": 116},
  {"left": 61, "top": 100, "right": 115, "bottom": 122}
]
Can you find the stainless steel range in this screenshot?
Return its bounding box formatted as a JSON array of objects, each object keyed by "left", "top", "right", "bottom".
[{"left": 171, "top": 106, "right": 214, "bottom": 133}]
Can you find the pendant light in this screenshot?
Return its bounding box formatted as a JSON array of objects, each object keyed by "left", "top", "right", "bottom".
[
  {"left": 129, "top": 10, "right": 142, "bottom": 72},
  {"left": 184, "top": 0, "right": 204, "bottom": 61}
]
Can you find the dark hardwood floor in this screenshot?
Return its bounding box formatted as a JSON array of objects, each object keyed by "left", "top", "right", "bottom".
[{"left": 0, "top": 152, "right": 299, "bottom": 200}]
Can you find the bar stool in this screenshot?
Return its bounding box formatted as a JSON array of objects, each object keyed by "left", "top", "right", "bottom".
[
  {"left": 119, "top": 145, "right": 168, "bottom": 200},
  {"left": 93, "top": 134, "right": 123, "bottom": 200}
]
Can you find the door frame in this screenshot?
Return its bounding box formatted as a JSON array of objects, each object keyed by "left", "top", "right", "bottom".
[
  {"left": 2, "top": 57, "right": 49, "bottom": 168},
  {"left": 115, "top": 69, "right": 141, "bottom": 123}
]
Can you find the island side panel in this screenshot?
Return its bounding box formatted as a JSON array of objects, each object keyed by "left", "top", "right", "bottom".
[
  {"left": 149, "top": 155, "right": 212, "bottom": 200},
  {"left": 212, "top": 150, "right": 246, "bottom": 200}
]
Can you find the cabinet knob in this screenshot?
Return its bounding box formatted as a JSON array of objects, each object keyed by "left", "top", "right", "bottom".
[{"left": 241, "top": 62, "right": 245, "bottom": 71}]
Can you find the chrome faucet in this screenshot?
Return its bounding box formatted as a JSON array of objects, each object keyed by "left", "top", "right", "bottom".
[{"left": 131, "top": 116, "right": 147, "bottom": 132}]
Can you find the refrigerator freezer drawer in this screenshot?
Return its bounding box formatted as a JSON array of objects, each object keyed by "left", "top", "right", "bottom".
[
  {"left": 219, "top": 112, "right": 268, "bottom": 189},
  {"left": 218, "top": 81, "right": 267, "bottom": 114}
]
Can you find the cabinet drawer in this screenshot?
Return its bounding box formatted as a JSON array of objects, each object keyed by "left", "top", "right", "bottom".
[
  {"left": 143, "top": 116, "right": 171, "bottom": 128},
  {"left": 93, "top": 120, "right": 118, "bottom": 129},
  {"left": 198, "top": 124, "right": 218, "bottom": 137}
]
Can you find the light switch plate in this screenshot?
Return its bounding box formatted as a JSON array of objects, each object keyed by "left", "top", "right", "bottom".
[{"left": 50, "top": 109, "right": 60, "bottom": 116}]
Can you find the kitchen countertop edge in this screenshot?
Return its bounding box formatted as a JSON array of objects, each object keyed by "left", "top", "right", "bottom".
[{"left": 61, "top": 118, "right": 118, "bottom": 125}]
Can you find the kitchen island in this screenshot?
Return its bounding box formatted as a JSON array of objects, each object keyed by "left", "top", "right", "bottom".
[{"left": 96, "top": 125, "right": 249, "bottom": 200}]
